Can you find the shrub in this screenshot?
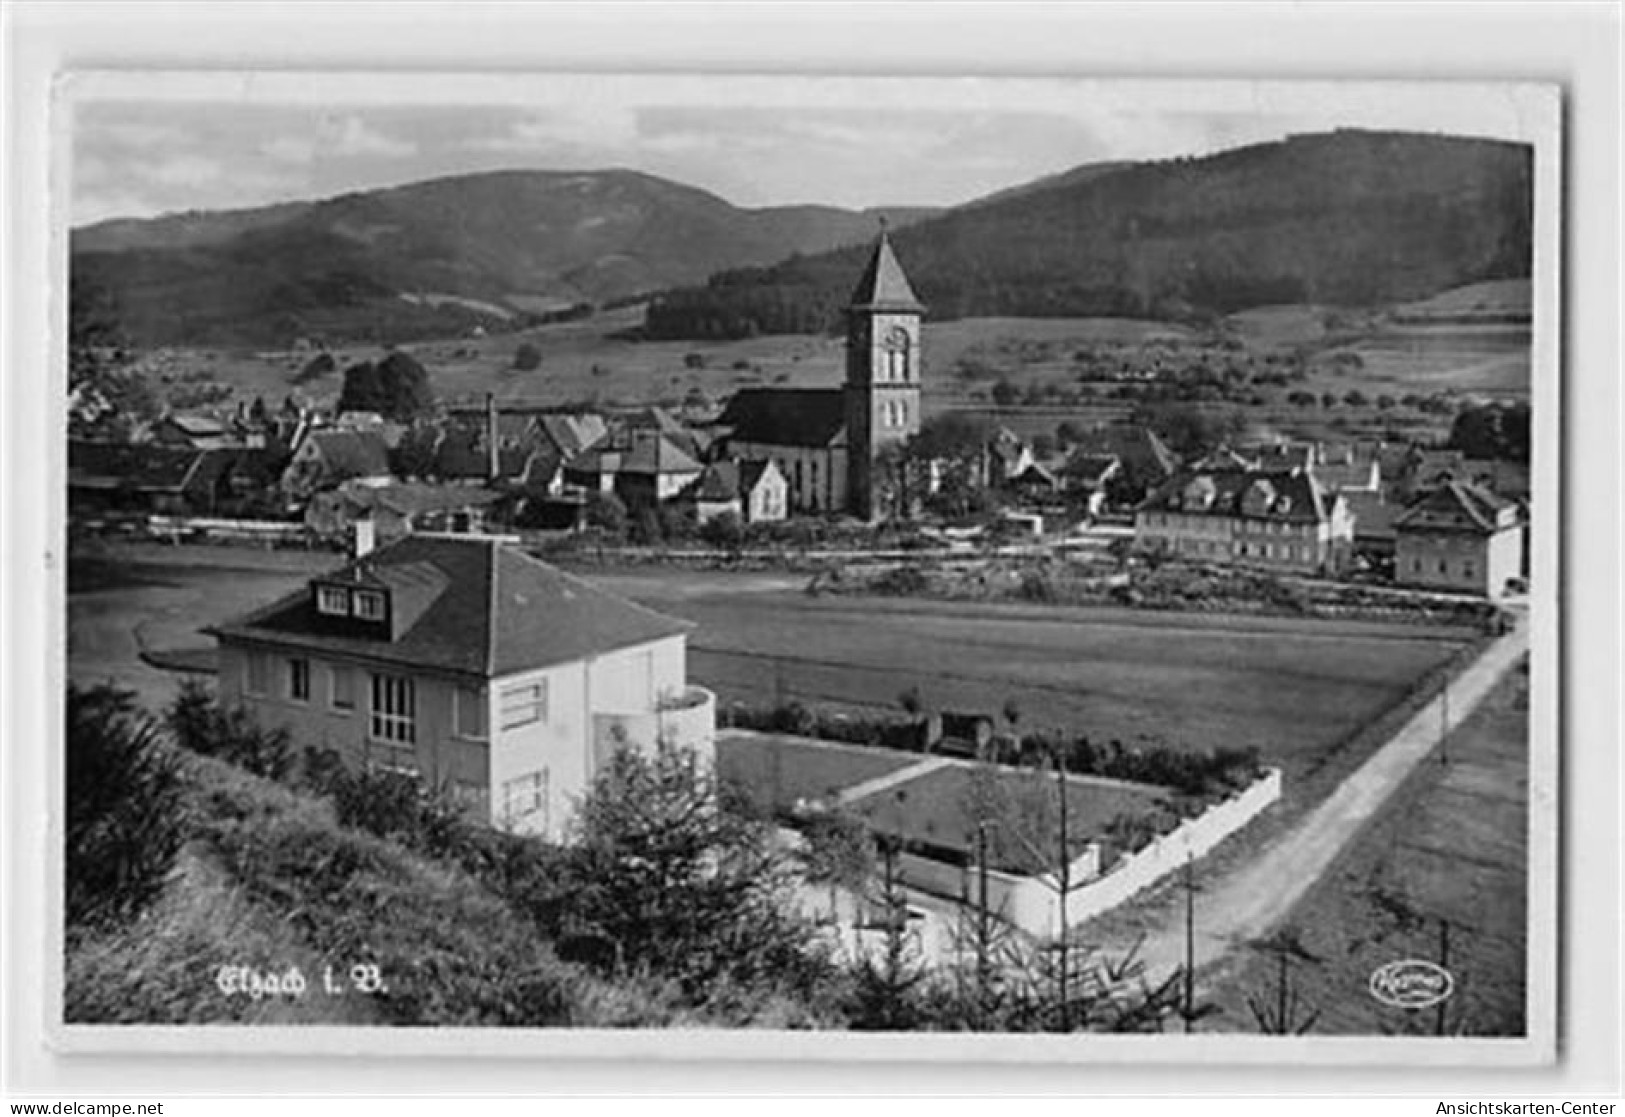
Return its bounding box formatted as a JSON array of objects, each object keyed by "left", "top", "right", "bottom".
[
  {"left": 584, "top": 490, "right": 628, "bottom": 536},
  {"left": 66, "top": 684, "right": 188, "bottom": 928},
  {"left": 165, "top": 681, "right": 293, "bottom": 782},
  {"left": 1018, "top": 570, "right": 1057, "bottom": 603},
  {"left": 325, "top": 763, "right": 483, "bottom": 869},
  {"left": 699, "top": 509, "right": 745, "bottom": 553},
  {"left": 873, "top": 564, "right": 929, "bottom": 596},
  {"left": 512, "top": 342, "right": 542, "bottom": 371}
]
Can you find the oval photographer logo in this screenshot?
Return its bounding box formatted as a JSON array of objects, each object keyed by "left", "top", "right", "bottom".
[{"left": 1368, "top": 959, "right": 1454, "bottom": 1010}]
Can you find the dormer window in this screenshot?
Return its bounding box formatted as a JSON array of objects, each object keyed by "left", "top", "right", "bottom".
[
  {"left": 317, "top": 585, "right": 350, "bottom": 616},
  {"left": 354, "top": 590, "right": 386, "bottom": 621}
]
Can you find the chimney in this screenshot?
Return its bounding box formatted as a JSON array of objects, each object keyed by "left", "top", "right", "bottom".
[
  {"left": 486, "top": 393, "right": 500, "bottom": 483},
  {"left": 352, "top": 517, "right": 376, "bottom": 559}
]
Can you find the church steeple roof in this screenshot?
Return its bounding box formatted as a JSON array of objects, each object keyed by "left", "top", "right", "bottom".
[{"left": 847, "top": 226, "right": 924, "bottom": 313}]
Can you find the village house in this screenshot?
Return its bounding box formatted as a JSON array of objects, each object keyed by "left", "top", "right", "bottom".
[
  {"left": 683, "top": 459, "right": 789, "bottom": 525},
  {"left": 208, "top": 532, "right": 716, "bottom": 840},
  {"left": 562, "top": 431, "right": 704, "bottom": 510},
  {"left": 1056, "top": 452, "right": 1122, "bottom": 519},
  {"left": 151, "top": 412, "right": 238, "bottom": 451},
  {"left": 68, "top": 440, "right": 244, "bottom": 517},
  {"left": 1392, "top": 481, "right": 1523, "bottom": 597},
  {"left": 281, "top": 429, "right": 394, "bottom": 500},
  {"left": 716, "top": 228, "right": 924, "bottom": 519},
  {"left": 1134, "top": 466, "right": 1355, "bottom": 573},
  {"left": 303, "top": 481, "right": 504, "bottom": 544},
  {"left": 1064, "top": 423, "right": 1178, "bottom": 503}
]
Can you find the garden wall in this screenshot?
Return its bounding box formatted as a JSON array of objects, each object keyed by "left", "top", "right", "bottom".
[{"left": 895, "top": 767, "right": 1283, "bottom": 939}]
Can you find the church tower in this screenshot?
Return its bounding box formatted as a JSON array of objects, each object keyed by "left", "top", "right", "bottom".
[{"left": 844, "top": 226, "right": 924, "bottom": 520}]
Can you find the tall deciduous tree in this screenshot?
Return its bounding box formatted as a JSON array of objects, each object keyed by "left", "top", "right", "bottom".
[{"left": 338, "top": 350, "right": 436, "bottom": 422}]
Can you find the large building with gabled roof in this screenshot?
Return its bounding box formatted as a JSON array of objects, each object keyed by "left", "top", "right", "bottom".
[
  {"left": 1392, "top": 480, "right": 1523, "bottom": 597},
  {"left": 1134, "top": 465, "right": 1354, "bottom": 573},
  {"left": 716, "top": 228, "right": 924, "bottom": 519},
  {"left": 208, "top": 532, "right": 715, "bottom": 839}
]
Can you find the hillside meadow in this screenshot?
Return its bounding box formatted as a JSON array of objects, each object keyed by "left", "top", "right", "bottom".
[{"left": 132, "top": 289, "right": 1528, "bottom": 451}]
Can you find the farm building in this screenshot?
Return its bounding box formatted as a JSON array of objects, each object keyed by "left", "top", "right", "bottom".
[
  {"left": 208, "top": 533, "right": 716, "bottom": 840},
  {"left": 1392, "top": 481, "right": 1523, "bottom": 598}
]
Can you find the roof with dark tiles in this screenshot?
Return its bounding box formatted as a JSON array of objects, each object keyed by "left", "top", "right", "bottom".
[
  {"left": 210, "top": 534, "right": 691, "bottom": 679},
  {"left": 846, "top": 229, "right": 924, "bottom": 313},
  {"left": 1139, "top": 467, "right": 1333, "bottom": 525},
  {"left": 1393, "top": 481, "right": 1517, "bottom": 535},
  {"left": 716, "top": 388, "right": 848, "bottom": 449}
]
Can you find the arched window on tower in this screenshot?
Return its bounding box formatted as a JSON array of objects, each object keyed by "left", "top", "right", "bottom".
[{"left": 884, "top": 326, "right": 910, "bottom": 382}]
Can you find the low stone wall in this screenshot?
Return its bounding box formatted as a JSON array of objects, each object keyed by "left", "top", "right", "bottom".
[{"left": 895, "top": 767, "right": 1283, "bottom": 939}]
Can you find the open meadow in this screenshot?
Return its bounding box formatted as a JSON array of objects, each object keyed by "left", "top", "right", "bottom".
[{"left": 69, "top": 544, "right": 1472, "bottom": 789}]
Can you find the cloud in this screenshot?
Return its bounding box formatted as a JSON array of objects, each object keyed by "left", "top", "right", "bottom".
[
  {"left": 88, "top": 120, "right": 194, "bottom": 149},
  {"left": 142, "top": 154, "right": 225, "bottom": 188},
  {"left": 325, "top": 115, "right": 416, "bottom": 158},
  {"left": 261, "top": 135, "right": 317, "bottom": 164},
  {"left": 470, "top": 106, "right": 640, "bottom": 154}
]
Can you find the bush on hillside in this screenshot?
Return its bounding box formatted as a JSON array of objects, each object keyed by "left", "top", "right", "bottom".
[
  {"left": 512, "top": 342, "right": 542, "bottom": 371},
  {"left": 66, "top": 684, "right": 188, "bottom": 929},
  {"left": 166, "top": 680, "right": 294, "bottom": 781}
]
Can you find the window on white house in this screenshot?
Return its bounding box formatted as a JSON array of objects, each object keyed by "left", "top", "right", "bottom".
[
  {"left": 1463, "top": 560, "right": 1476, "bottom": 579},
  {"left": 502, "top": 770, "right": 548, "bottom": 826},
  {"left": 316, "top": 585, "right": 349, "bottom": 616},
  {"left": 369, "top": 673, "right": 416, "bottom": 744},
  {"left": 245, "top": 651, "right": 270, "bottom": 696},
  {"left": 354, "top": 590, "right": 386, "bottom": 621},
  {"left": 1438, "top": 560, "right": 1448, "bottom": 574},
  {"left": 455, "top": 686, "right": 487, "bottom": 739},
  {"left": 499, "top": 680, "right": 548, "bottom": 730},
  {"left": 288, "top": 658, "right": 311, "bottom": 702},
  {"left": 330, "top": 665, "right": 356, "bottom": 710}
]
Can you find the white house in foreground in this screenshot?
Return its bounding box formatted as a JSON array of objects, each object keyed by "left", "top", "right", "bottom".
[{"left": 209, "top": 532, "right": 714, "bottom": 840}]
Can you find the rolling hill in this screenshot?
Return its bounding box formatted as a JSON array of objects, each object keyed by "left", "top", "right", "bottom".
[
  {"left": 70, "top": 169, "right": 937, "bottom": 348},
  {"left": 641, "top": 129, "right": 1534, "bottom": 340}
]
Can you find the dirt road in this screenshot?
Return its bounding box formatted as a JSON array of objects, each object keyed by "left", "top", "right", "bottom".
[{"left": 1123, "top": 617, "right": 1530, "bottom": 989}]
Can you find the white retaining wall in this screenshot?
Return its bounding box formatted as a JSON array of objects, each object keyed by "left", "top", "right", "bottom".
[{"left": 894, "top": 768, "right": 1283, "bottom": 939}]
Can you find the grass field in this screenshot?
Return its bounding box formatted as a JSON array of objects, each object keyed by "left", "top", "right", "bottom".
[
  {"left": 716, "top": 733, "right": 920, "bottom": 814},
  {"left": 69, "top": 544, "right": 1472, "bottom": 790},
  {"left": 1196, "top": 658, "right": 1530, "bottom": 1036}
]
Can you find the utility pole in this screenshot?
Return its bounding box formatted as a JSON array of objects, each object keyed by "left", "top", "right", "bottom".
[
  {"left": 1054, "top": 747, "right": 1071, "bottom": 1032},
  {"left": 976, "top": 820, "right": 993, "bottom": 1024},
  {"left": 1183, "top": 852, "right": 1196, "bottom": 1032},
  {"left": 1435, "top": 917, "right": 1452, "bottom": 1037},
  {"left": 1440, "top": 675, "right": 1450, "bottom": 766}
]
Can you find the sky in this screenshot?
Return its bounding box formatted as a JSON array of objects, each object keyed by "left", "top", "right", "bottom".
[{"left": 66, "top": 73, "right": 1547, "bottom": 227}]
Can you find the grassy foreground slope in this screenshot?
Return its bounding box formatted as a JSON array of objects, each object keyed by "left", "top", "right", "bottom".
[{"left": 65, "top": 749, "right": 724, "bottom": 1027}]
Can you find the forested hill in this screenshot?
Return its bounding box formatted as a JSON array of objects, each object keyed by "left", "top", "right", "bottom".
[
  {"left": 70, "top": 169, "right": 936, "bottom": 348},
  {"left": 641, "top": 130, "right": 1534, "bottom": 340}
]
